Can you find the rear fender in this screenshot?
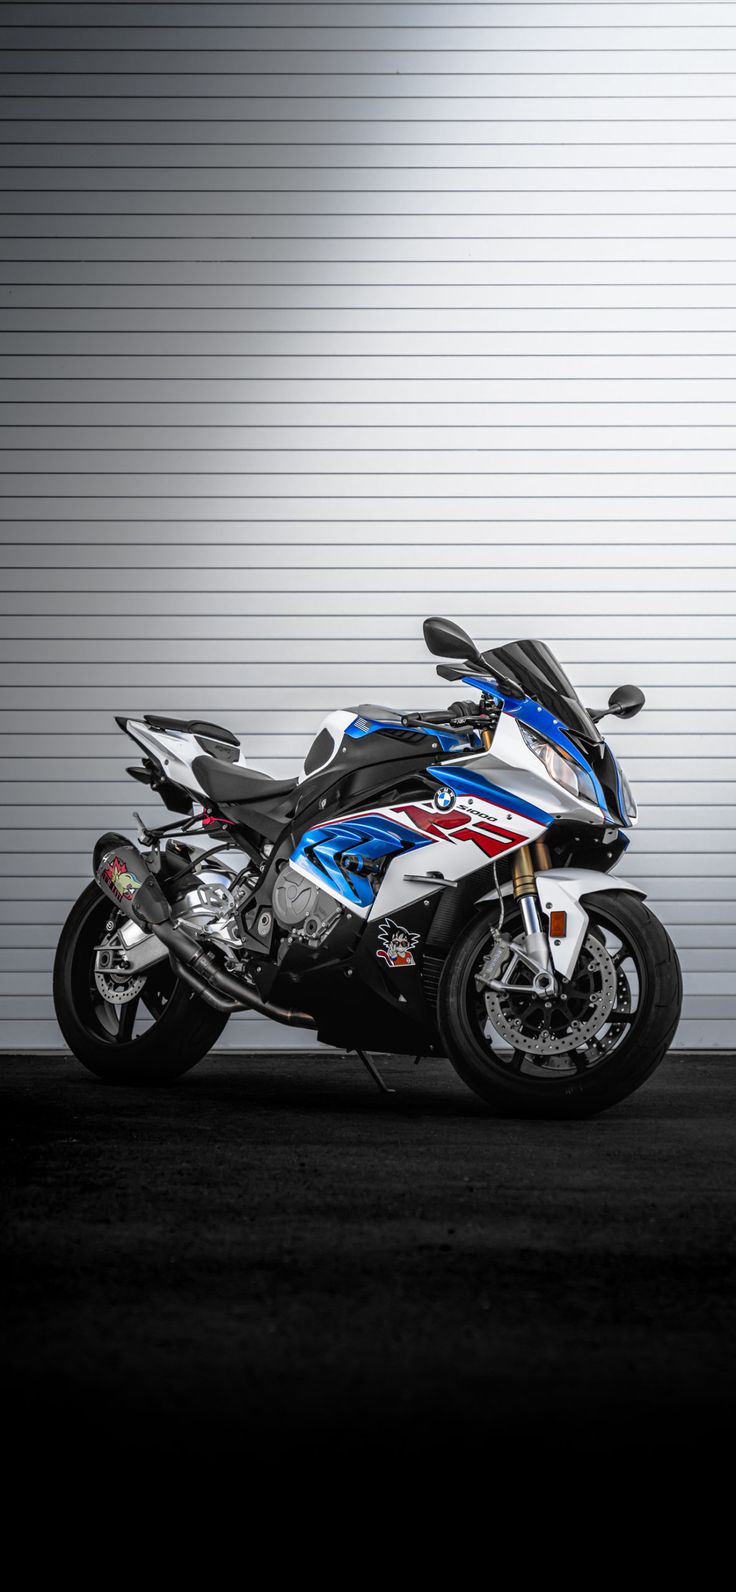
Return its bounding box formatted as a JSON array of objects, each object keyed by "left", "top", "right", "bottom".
[{"left": 535, "top": 868, "right": 646, "bottom": 981}]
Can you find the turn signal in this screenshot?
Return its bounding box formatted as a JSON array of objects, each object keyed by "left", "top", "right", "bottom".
[{"left": 549, "top": 910, "right": 567, "bottom": 938}]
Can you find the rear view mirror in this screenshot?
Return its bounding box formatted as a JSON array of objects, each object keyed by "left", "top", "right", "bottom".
[
  {"left": 423, "top": 615, "right": 481, "bottom": 663},
  {"left": 608, "top": 684, "right": 646, "bottom": 720}
]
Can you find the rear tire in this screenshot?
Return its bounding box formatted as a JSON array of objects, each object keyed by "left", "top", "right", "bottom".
[
  {"left": 438, "top": 890, "right": 682, "bottom": 1118},
  {"left": 53, "top": 881, "right": 229, "bottom": 1084}
]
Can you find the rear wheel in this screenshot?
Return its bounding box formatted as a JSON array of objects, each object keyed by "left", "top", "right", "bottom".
[
  {"left": 53, "top": 881, "right": 229, "bottom": 1083},
  {"left": 437, "top": 890, "right": 682, "bottom": 1118}
]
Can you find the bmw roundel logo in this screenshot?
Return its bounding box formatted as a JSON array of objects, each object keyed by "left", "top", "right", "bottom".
[{"left": 433, "top": 786, "right": 456, "bottom": 813}]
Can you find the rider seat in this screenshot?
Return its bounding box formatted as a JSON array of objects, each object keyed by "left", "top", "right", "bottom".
[{"left": 190, "top": 755, "right": 297, "bottom": 807}]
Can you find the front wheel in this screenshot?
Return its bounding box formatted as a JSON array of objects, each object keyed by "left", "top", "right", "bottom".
[
  {"left": 437, "top": 890, "right": 682, "bottom": 1118},
  {"left": 53, "top": 881, "right": 229, "bottom": 1083}
]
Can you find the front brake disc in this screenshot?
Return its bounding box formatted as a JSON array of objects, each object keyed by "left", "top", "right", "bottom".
[{"left": 483, "top": 931, "right": 617, "bottom": 1056}]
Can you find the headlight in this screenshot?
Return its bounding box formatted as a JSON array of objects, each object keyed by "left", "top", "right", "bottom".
[
  {"left": 619, "top": 764, "right": 638, "bottom": 821},
  {"left": 519, "top": 723, "right": 599, "bottom": 806}
]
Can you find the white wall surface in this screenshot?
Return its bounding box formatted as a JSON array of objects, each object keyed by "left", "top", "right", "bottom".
[{"left": 1, "top": 1, "right": 734, "bottom": 1049}]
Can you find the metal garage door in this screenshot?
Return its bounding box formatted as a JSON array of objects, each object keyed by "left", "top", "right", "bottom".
[{"left": 1, "top": 1, "right": 734, "bottom": 1049}]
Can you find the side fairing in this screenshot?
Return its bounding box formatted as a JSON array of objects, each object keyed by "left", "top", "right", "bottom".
[
  {"left": 289, "top": 769, "right": 550, "bottom": 920},
  {"left": 370, "top": 773, "right": 550, "bottom": 917}
]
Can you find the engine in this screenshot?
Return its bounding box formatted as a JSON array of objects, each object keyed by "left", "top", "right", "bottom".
[
  {"left": 271, "top": 864, "right": 341, "bottom": 947},
  {"left": 168, "top": 847, "right": 258, "bottom": 965}
]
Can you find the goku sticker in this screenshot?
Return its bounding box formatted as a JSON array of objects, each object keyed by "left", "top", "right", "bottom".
[{"left": 376, "top": 918, "right": 420, "bottom": 969}]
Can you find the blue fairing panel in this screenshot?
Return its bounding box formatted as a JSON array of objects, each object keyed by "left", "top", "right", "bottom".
[{"left": 291, "top": 813, "right": 434, "bottom": 908}]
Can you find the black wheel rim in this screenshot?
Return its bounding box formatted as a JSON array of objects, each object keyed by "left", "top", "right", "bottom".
[
  {"left": 467, "top": 901, "right": 646, "bottom": 1087},
  {"left": 72, "top": 889, "right": 177, "bottom": 1049}
]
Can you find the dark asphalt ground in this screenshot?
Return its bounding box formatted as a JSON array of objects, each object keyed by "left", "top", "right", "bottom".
[{"left": 2, "top": 1050, "right": 736, "bottom": 1474}]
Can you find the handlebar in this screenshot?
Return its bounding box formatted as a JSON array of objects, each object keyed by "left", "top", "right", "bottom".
[
  {"left": 401, "top": 706, "right": 494, "bottom": 730},
  {"left": 401, "top": 710, "right": 457, "bottom": 726}
]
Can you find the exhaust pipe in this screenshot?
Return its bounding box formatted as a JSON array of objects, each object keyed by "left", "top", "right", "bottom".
[{"left": 93, "top": 834, "right": 316, "bottom": 1030}]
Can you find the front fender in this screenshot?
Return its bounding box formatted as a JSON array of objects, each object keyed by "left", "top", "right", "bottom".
[{"left": 536, "top": 868, "right": 646, "bottom": 981}]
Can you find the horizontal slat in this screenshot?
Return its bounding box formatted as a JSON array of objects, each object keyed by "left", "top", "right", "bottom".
[
  {"left": 0, "top": 1018, "right": 729, "bottom": 1055},
  {"left": 7, "top": 403, "right": 736, "bottom": 429},
  {"left": 9, "top": 66, "right": 736, "bottom": 95},
  {"left": 10, "top": 24, "right": 736, "bottom": 52},
  {"left": 3, "top": 511, "right": 736, "bottom": 550},
  {"left": 5, "top": 922, "right": 736, "bottom": 957},
  {"left": 5, "top": 92, "right": 733, "bottom": 123},
  {"left": 13, "top": 963, "right": 728, "bottom": 997},
  {"left": 8, "top": 263, "right": 736, "bottom": 287},
  {"left": 12, "top": 122, "right": 736, "bottom": 154},
  {"left": 0, "top": 614, "right": 732, "bottom": 644},
  {"left": 10, "top": 289, "right": 736, "bottom": 313},
  {"left": 0, "top": 640, "right": 732, "bottom": 671},
  {"left": 10, "top": 179, "right": 736, "bottom": 203},
  {"left": 8, "top": 236, "right": 736, "bottom": 262},
  {"left": 6, "top": 943, "right": 733, "bottom": 980},
  {"left": 7, "top": 375, "right": 736, "bottom": 403},
  {"left": 0, "top": 666, "right": 730, "bottom": 700},
  {"left": 2, "top": 897, "right": 734, "bottom": 928},
  {"left": 12, "top": 138, "right": 736, "bottom": 167},
  {"left": 0, "top": 1013, "right": 324, "bottom": 1052},
  {"left": 3, "top": 6, "right": 734, "bottom": 31},
  {"left": 1, "top": 589, "right": 733, "bottom": 618},
  {"left": 2, "top": 562, "right": 734, "bottom": 594}
]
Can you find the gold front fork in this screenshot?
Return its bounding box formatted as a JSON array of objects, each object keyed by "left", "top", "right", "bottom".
[
  {"left": 511, "top": 843, "right": 554, "bottom": 983},
  {"left": 511, "top": 841, "right": 549, "bottom": 895}
]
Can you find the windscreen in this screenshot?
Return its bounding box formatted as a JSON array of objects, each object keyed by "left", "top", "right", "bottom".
[{"left": 483, "top": 639, "right": 601, "bottom": 745}]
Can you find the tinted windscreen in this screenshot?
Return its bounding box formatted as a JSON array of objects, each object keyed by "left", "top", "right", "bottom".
[{"left": 483, "top": 639, "right": 601, "bottom": 745}]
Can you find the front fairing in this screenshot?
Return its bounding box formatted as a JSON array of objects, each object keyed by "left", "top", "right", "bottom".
[
  {"left": 462, "top": 646, "right": 633, "bottom": 829},
  {"left": 452, "top": 695, "right": 631, "bottom": 829}
]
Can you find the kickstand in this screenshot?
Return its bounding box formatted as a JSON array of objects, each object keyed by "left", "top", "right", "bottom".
[{"left": 354, "top": 1049, "right": 396, "bottom": 1095}]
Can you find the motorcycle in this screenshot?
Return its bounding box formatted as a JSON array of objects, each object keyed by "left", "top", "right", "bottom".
[{"left": 53, "top": 617, "right": 682, "bottom": 1117}]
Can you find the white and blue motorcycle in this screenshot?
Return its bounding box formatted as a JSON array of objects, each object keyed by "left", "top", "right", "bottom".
[{"left": 54, "top": 617, "right": 682, "bottom": 1117}]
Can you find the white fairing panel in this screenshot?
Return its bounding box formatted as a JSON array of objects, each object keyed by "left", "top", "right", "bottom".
[
  {"left": 125, "top": 720, "right": 250, "bottom": 802},
  {"left": 372, "top": 789, "right": 548, "bottom": 918},
  {"left": 536, "top": 869, "right": 647, "bottom": 981},
  {"left": 454, "top": 713, "right": 615, "bottom": 828}
]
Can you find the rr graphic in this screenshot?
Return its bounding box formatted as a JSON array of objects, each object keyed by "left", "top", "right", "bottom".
[{"left": 396, "top": 804, "right": 524, "bottom": 860}]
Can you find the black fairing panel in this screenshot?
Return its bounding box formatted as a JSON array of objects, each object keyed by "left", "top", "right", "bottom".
[
  {"left": 303, "top": 727, "right": 335, "bottom": 775},
  {"left": 291, "top": 735, "right": 445, "bottom": 824}
]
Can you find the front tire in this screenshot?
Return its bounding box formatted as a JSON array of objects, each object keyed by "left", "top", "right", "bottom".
[
  {"left": 53, "top": 881, "right": 229, "bottom": 1083},
  {"left": 438, "top": 890, "right": 682, "bottom": 1118}
]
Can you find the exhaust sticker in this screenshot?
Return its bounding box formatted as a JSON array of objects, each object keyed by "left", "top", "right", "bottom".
[
  {"left": 100, "top": 855, "right": 142, "bottom": 903},
  {"left": 376, "top": 918, "right": 420, "bottom": 969}
]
